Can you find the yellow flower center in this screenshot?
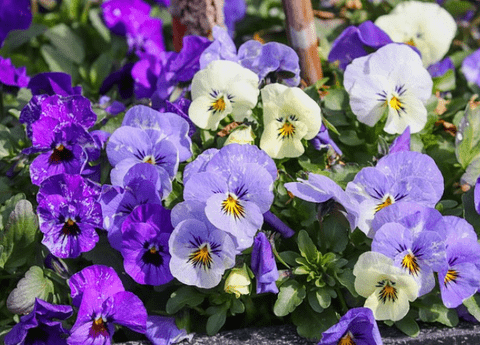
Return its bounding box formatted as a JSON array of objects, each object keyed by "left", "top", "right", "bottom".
[
  {"left": 221, "top": 194, "right": 246, "bottom": 220},
  {"left": 377, "top": 280, "right": 398, "bottom": 304},
  {"left": 401, "top": 253, "right": 420, "bottom": 276},
  {"left": 338, "top": 331, "right": 356, "bottom": 345},
  {"left": 143, "top": 155, "right": 155, "bottom": 164},
  {"left": 90, "top": 317, "right": 108, "bottom": 337},
  {"left": 278, "top": 121, "right": 296, "bottom": 139},
  {"left": 61, "top": 218, "right": 80, "bottom": 236},
  {"left": 149, "top": 247, "right": 157, "bottom": 254},
  {"left": 389, "top": 96, "right": 403, "bottom": 111},
  {"left": 188, "top": 244, "right": 213, "bottom": 270},
  {"left": 444, "top": 269, "right": 459, "bottom": 286},
  {"left": 405, "top": 38, "right": 416, "bottom": 46},
  {"left": 211, "top": 96, "right": 226, "bottom": 114},
  {"left": 374, "top": 196, "right": 393, "bottom": 213}
]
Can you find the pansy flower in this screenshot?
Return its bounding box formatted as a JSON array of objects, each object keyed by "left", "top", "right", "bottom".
[
  {"left": 121, "top": 204, "right": 174, "bottom": 285},
  {"left": 346, "top": 151, "right": 443, "bottom": 236},
  {"left": 318, "top": 307, "right": 382, "bottom": 345},
  {"left": 353, "top": 251, "right": 419, "bottom": 321},
  {"left": 189, "top": 60, "right": 259, "bottom": 130},
  {"left": 251, "top": 232, "right": 279, "bottom": 294},
  {"left": 36, "top": 174, "right": 102, "bottom": 259},
  {"left": 0, "top": 56, "right": 29, "bottom": 88},
  {"left": 375, "top": 1, "right": 456, "bottom": 66},
  {"left": 462, "top": 49, "right": 480, "bottom": 87},
  {"left": 260, "top": 83, "right": 322, "bottom": 159},
  {"left": 0, "top": 0, "right": 32, "bottom": 47},
  {"left": 169, "top": 201, "right": 236, "bottom": 288},
  {"left": 4, "top": 299, "right": 73, "bottom": 345},
  {"left": 310, "top": 123, "right": 343, "bottom": 156},
  {"left": 145, "top": 315, "right": 193, "bottom": 345},
  {"left": 28, "top": 72, "right": 82, "bottom": 96},
  {"left": 344, "top": 44, "right": 433, "bottom": 134}
]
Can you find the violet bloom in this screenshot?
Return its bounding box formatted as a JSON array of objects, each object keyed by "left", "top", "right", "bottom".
[
  {"left": 389, "top": 126, "right": 410, "bottom": 153},
  {"left": 170, "top": 200, "right": 236, "bottom": 288},
  {"left": 0, "top": 0, "right": 32, "bottom": 47},
  {"left": 121, "top": 204, "right": 174, "bottom": 285},
  {"left": 165, "top": 98, "right": 195, "bottom": 137},
  {"left": 427, "top": 57, "right": 454, "bottom": 78},
  {"left": 438, "top": 216, "right": 480, "bottom": 308},
  {"left": 284, "top": 173, "right": 359, "bottom": 231},
  {"left": 475, "top": 175, "right": 480, "bottom": 215},
  {"left": 28, "top": 72, "right": 82, "bottom": 96},
  {"left": 101, "top": 0, "right": 149, "bottom": 36},
  {"left": 328, "top": 21, "right": 392, "bottom": 70},
  {"left": 318, "top": 307, "right": 382, "bottom": 345},
  {"left": 310, "top": 123, "right": 343, "bottom": 155},
  {"left": 371, "top": 203, "right": 447, "bottom": 296},
  {"left": 462, "top": 48, "right": 480, "bottom": 87},
  {"left": 36, "top": 174, "right": 102, "bottom": 258},
  {"left": 346, "top": 151, "right": 444, "bottom": 237},
  {"left": 4, "top": 299, "right": 73, "bottom": 345},
  {"left": 99, "top": 179, "right": 162, "bottom": 251},
  {"left": 0, "top": 56, "right": 29, "bottom": 88},
  {"left": 146, "top": 315, "right": 192, "bottom": 345},
  {"left": 99, "top": 63, "right": 134, "bottom": 99},
  {"left": 251, "top": 232, "right": 279, "bottom": 294},
  {"left": 68, "top": 266, "right": 147, "bottom": 345},
  {"left": 224, "top": 0, "right": 246, "bottom": 37}
]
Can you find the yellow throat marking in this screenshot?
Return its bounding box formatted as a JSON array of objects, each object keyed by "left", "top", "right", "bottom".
[{"left": 221, "top": 194, "right": 246, "bottom": 220}]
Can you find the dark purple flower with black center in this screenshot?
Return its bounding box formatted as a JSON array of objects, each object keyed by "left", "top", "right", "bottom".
[
  {"left": 99, "top": 179, "right": 162, "bottom": 251},
  {"left": 99, "top": 63, "right": 134, "bottom": 99},
  {"left": 145, "top": 315, "right": 192, "bottom": 345},
  {"left": 427, "top": 57, "right": 454, "bottom": 78},
  {"left": 0, "top": 0, "right": 32, "bottom": 47},
  {"left": 371, "top": 203, "right": 447, "bottom": 296},
  {"left": 389, "top": 126, "right": 410, "bottom": 153},
  {"left": 251, "top": 232, "right": 279, "bottom": 294},
  {"left": 4, "top": 298, "right": 73, "bottom": 345},
  {"left": 310, "top": 123, "right": 343, "bottom": 155},
  {"left": 437, "top": 216, "right": 480, "bottom": 308},
  {"left": 0, "top": 56, "right": 29, "bottom": 88},
  {"left": 318, "top": 307, "right": 382, "bottom": 345},
  {"left": 36, "top": 174, "right": 102, "bottom": 258},
  {"left": 28, "top": 72, "right": 82, "bottom": 96},
  {"left": 328, "top": 21, "right": 392, "bottom": 70},
  {"left": 67, "top": 265, "right": 147, "bottom": 345},
  {"left": 120, "top": 204, "right": 174, "bottom": 285}
]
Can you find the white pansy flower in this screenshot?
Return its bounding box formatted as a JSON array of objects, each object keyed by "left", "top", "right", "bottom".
[
  {"left": 344, "top": 44, "right": 433, "bottom": 134},
  {"left": 224, "top": 125, "right": 255, "bottom": 146},
  {"left": 259, "top": 83, "right": 322, "bottom": 159},
  {"left": 353, "top": 251, "right": 419, "bottom": 322},
  {"left": 375, "top": 1, "right": 456, "bottom": 67},
  {"left": 189, "top": 60, "right": 259, "bottom": 130}
]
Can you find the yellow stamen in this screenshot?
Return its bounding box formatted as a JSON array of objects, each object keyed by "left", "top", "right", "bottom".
[
  {"left": 374, "top": 196, "right": 393, "bottom": 213},
  {"left": 278, "top": 121, "right": 296, "bottom": 139},
  {"left": 401, "top": 253, "right": 420, "bottom": 276},
  {"left": 338, "top": 331, "right": 356, "bottom": 345},
  {"left": 149, "top": 247, "right": 157, "bottom": 254},
  {"left": 143, "top": 155, "right": 155, "bottom": 164},
  {"left": 188, "top": 244, "right": 213, "bottom": 269},
  {"left": 211, "top": 97, "right": 226, "bottom": 114},
  {"left": 221, "top": 195, "right": 246, "bottom": 219},
  {"left": 378, "top": 282, "right": 398, "bottom": 303},
  {"left": 444, "top": 269, "right": 458, "bottom": 286},
  {"left": 66, "top": 219, "right": 75, "bottom": 226},
  {"left": 405, "top": 39, "right": 416, "bottom": 46},
  {"left": 90, "top": 317, "right": 108, "bottom": 337},
  {"left": 389, "top": 96, "right": 403, "bottom": 111}
]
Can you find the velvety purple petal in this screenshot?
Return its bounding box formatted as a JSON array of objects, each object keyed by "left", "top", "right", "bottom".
[
  {"left": 183, "top": 148, "right": 219, "bottom": 184},
  {"left": 121, "top": 203, "right": 173, "bottom": 235},
  {"left": 251, "top": 232, "right": 279, "bottom": 294},
  {"left": 146, "top": 315, "right": 192, "bottom": 345},
  {"left": 0, "top": 0, "right": 32, "bottom": 47},
  {"left": 389, "top": 126, "right": 410, "bottom": 153},
  {"left": 357, "top": 21, "right": 392, "bottom": 48},
  {"left": 37, "top": 173, "right": 101, "bottom": 204},
  {"left": 328, "top": 26, "right": 367, "bottom": 70},
  {"left": 128, "top": 17, "right": 165, "bottom": 58},
  {"left": 105, "top": 291, "right": 147, "bottom": 333},
  {"left": 101, "top": 0, "right": 150, "bottom": 36},
  {"left": 224, "top": 0, "right": 246, "bottom": 36},
  {"left": 106, "top": 126, "right": 152, "bottom": 166},
  {"left": 475, "top": 175, "right": 480, "bottom": 216},
  {"left": 0, "top": 57, "right": 30, "bottom": 87},
  {"left": 200, "top": 26, "right": 238, "bottom": 69},
  {"left": 462, "top": 49, "right": 480, "bottom": 86},
  {"left": 100, "top": 62, "right": 134, "bottom": 99},
  {"left": 263, "top": 211, "right": 295, "bottom": 238},
  {"left": 165, "top": 98, "right": 196, "bottom": 137},
  {"left": 28, "top": 72, "right": 81, "bottom": 96},
  {"left": 310, "top": 123, "right": 343, "bottom": 155},
  {"left": 169, "top": 35, "right": 212, "bottom": 82},
  {"left": 132, "top": 53, "right": 164, "bottom": 99},
  {"left": 428, "top": 57, "right": 454, "bottom": 78}
]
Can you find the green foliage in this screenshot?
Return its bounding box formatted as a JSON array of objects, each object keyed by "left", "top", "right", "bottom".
[
  {"left": 418, "top": 295, "right": 459, "bottom": 327},
  {"left": 463, "top": 294, "right": 480, "bottom": 322},
  {"left": 166, "top": 286, "right": 206, "bottom": 314},
  {"left": 455, "top": 103, "right": 480, "bottom": 170},
  {"left": 273, "top": 280, "right": 306, "bottom": 317},
  {"left": 291, "top": 302, "right": 337, "bottom": 340},
  {"left": 395, "top": 313, "right": 420, "bottom": 337}
]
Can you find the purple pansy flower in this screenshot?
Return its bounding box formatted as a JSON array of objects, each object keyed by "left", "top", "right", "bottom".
[
  {"left": 318, "top": 307, "right": 382, "bottom": 345},
  {"left": 224, "top": 0, "right": 247, "bottom": 37},
  {"left": 36, "top": 174, "right": 102, "bottom": 258},
  {"left": 99, "top": 96, "right": 126, "bottom": 116},
  {"left": 4, "top": 299, "right": 73, "bottom": 345},
  {"left": 0, "top": 0, "right": 32, "bottom": 47},
  {"left": 263, "top": 210, "right": 295, "bottom": 238},
  {"left": 371, "top": 203, "right": 447, "bottom": 296},
  {"left": 121, "top": 204, "right": 174, "bottom": 285},
  {"left": 310, "top": 123, "right": 343, "bottom": 155},
  {"left": 100, "top": 62, "right": 134, "bottom": 99},
  {"left": 462, "top": 48, "right": 480, "bottom": 87},
  {"left": 475, "top": 175, "right": 480, "bottom": 216},
  {"left": 199, "top": 26, "right": 239, "bottom": 68},
  {"left": 28, "top": 72, "right": 82, "bottom": 96},
  {"left": 389, "top": 126, "right": 410, "bottom": 153},
  {"left": 251, "top": 232, "right": 279, "bottom": 294},
  {"left": 170, "top": 200, "right": 236, "bottom": 288},
  {"left": 427, "top": 57, "right": 455, "bottom": 78},
  {"left": 165, "top": 98, "right": 195, "bottom": 137},
  {"left": 145, "top": 315, "right": 193, "bottom": 345},
  {"left": 101, "top": 0, "right": 150, "bottom": 36},
  {"left": 284, "top": 173, "right": 359, "bottom": 231},
  {"left": 0, "top": 56, "right": 29, "bottom": 88},
  {"left": 346, "top": 151, "right": 444, "bottom": 237},
  {"left": 99, "top": 179, "right": 162, "bottom": 251},
  {"left": 328, "top": 21, "right": 392, "bottom": 70}
]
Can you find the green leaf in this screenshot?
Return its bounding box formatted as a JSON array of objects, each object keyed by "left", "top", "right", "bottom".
[
  {"left": 297, "top": 230, "right": 317, "bottom": 263},
  {"left": 6, "top": 266, "right": 54, "bottom": 315},
  {"left": 418, "top": 295, "right": 458, "bottom": 327},
  {"left": 40, "top": 45, "right": 79, "bottom": 81},
  {"left": 315, "top": 287, "right": 332, "bottom": 309},
  {"left": 166, "top": 286, "right": 205, "bottom": 314},
  {"left": 395, "top": 314, "right": 420, "bottom": 337},
  {"left": 291, "top": 303, "right": 338, "bottom": 340},
  {"left": 89, "top": 8, "right": 111, "bottom": 42},
  {"left": 273, "top": 280, "right": 306, "bottom": 317},
  {"left": 461, "top": 154, "right": 480, "bottom": 186},
  {"left": 463, "top": 294, "right": 480, "bottom": 322},
  {"left": 206, "top": 306, "right": 227, "bottom": 335},
  {"left": 279, "top": 251, "right": 300, "bottom": 267},
  {"left": 335, "top": 269, "right": 358, "bottom": 297},
  {"left": 455, "top": 103, "right": 480, "bottom": 169},
  {"left": 323, "top": 89, "right": 348, "bottom": 111},
  {"left": 230, "top": 298, "right": 245, "bottom": 315},
  {"left": 320, "top": 215, "right": 349, "bottom": 253},
  {"left": 338, "top": 130, "right": 365, "bottom": 146},
  {"left": 44, "top": 24, "right": 85, "bottom": 64},
  {"left": 89, "top": 53, "right": 113, "bottom": 90},
  {"left": 432, "top": 69, "right": 456, "bottom": 92},
  {"left": 0, "top": 200, "right": 38, "bottom": 270},
  {"left": 2, "top": 23, "right": 48, "bottom": 50},
  {"left": 307, "top": 290, "right": 324, "bottom": 313}
]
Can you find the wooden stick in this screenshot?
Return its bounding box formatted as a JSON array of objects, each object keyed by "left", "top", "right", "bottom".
[{"left": 282, "top": 0, "right": 323, "bottom": 86}]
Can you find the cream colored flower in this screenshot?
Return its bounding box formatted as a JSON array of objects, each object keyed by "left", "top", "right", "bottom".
[
  {"left": 224, "top": 267, "right": 251, "bottom": 298},
  {"left": 189, "top": 60, "right": 259, "bottom": 130},
  {"left": 375, "top": 1, "right": 456, "bottom": 66},
  {"left": 353, "top": 251, "right": 419, "bottom": 321},
  {"left": 224, "top": 125, "right": 256, "bottom": 146},
  {"left": 259, "top": 83, "right": 322, "bottom": 159}
]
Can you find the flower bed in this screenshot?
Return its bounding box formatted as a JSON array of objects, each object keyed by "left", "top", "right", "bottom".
[{"left": 2, "top": 0, "right": 480, "bottom": 344}]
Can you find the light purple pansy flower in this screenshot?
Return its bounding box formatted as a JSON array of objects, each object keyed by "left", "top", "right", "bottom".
[
  {"left": 224, "top": 0, "right": 246, "bottom": 37},
  {"left": 36, "top": 174, "right": 102, "bottom": 258},
  {"left": 318, "top": 307, "right": 383, "bottom": 345},
  {"left": 0, "top": 56, "right": 29, "bottom": 88},
  {"left": 170, "top": 200, "right": 236, "bottom": 288},
  {"left": 463, "top": 48, "right": 480, "bottom": 87},
  {"left": 4, "top": 298, "right": 73, "bottom": 345},
  {"left": 121, "top": 204, "right": 174, "bottom": 285},
  {"left": 310, "top": 123, "right": 343, "bottom": 156},
  {"left": 251, "top": 232, "right": 279, "bottom": 294},
  {"left": 389, "top": 126, "right": 410, "bottom": 153},
  {"left": 146, "top": 315, "right": 193, "bottom": 345},
  {"left": 427, "top": 57, "right": 454, "bottom": 78},
  {"left": 346, "top": 151, "right": 444, "bottom": 236}
]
